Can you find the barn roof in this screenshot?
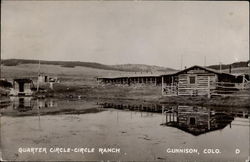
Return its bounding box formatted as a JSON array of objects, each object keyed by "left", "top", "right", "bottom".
[
  {"left": 97, "top": 71, "right": 176, "bottom": 79},
  {"left": 13, "top": 78, "right": 33, "bottom": 83}
]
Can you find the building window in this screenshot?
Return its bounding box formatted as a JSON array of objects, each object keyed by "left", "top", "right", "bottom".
[
  {"left": 189, "top": 76, "right": 196, "bottom": 84},
  {"left": 189, "top": 117, "right": 196, "bottom": 125}
]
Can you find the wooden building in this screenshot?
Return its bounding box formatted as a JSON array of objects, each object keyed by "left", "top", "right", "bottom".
[
  {"left": 97, "top": 74, "right": 164, "bottom": 86},
  {"left": 38, "top": 73, "right": 49, "bottom": 83},
  {"left": 38, "top": 73, "right": 59, "bottom": 83},
  {"left": 10, "top": 79, "right": 34, "bottom": 96},
  {"left": 97, "top": 65, "right": 248, "bottom": 97},
  {"left": 162, "top": 65, "right": 249, "bottom": 97}
]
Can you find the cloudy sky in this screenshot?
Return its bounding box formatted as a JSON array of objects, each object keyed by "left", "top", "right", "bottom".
[{"left": 1, "top": 1, "right": 249, "bottom": 69}]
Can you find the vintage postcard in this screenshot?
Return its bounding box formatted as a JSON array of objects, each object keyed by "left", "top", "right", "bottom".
[{"left": 0, "top": 0, "right": 249, "bottom": 161}]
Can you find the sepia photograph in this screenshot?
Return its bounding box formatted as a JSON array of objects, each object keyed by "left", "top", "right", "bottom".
[{"left": 0, "top": 0, "right": 249, "bottom": 161}]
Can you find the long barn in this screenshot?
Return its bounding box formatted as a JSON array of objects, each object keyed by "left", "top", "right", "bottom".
[
  {"left": 97, "top": 73, "right": 166, "bottom": 86},
  {"left": 97, "top": 65, "right": 249, "bottom": 97}
]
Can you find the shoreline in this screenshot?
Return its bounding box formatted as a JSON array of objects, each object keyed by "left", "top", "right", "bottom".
[
  {"left": 1, "top": 84, "right": 250, "bottom": 109},
  {"left": 1, "top": 95, "right": 249, "bottom": 109}
]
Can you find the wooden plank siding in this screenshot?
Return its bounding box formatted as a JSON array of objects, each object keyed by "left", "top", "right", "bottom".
[{"left": 177, "top": 69, "right": 218, "bottom": 96}]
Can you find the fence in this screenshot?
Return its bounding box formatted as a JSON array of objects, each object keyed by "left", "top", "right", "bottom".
[
  {"left": 162, "top": 84, "right": 178, "bottom": 96},
  {"left": 211, "top": 81, "right": 249, "bottom": 97},
  {"left": 162, "top": 81, "right": 250, "bottom": 97}
]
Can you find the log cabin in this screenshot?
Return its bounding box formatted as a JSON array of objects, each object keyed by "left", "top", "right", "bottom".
[{"left": 162, "top": 65, "right": 240, "bottom": 96}]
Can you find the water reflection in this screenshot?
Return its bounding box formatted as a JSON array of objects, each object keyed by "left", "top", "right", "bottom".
[
  {"left": 99, "top": 102, "right": 249, "bottom": 136},
  {"left": 11, "top": 97, "right": 34, "bottom": 112},
  {"left": 10, "top": 97, "right": 57, "bottom": 112},
  {"left": 163, "top": 106, "right": 234, "bottom": 136},
  {"left": 0, "top": 97, "right": 103, "bottom": 116},
  {"left": 0, "top": 97, "right": 58, "bottom": 116},
  {"left": 1, "top": 98, "right": 249, "bottom": 137},
  {"left": 100, "top": 102, "right": 163, "bottom": 113}
]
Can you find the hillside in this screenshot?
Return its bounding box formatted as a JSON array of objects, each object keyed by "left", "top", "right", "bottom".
[
  {"left": 1, "top": 63, "right": 174, "bottom": 86},
  {"left": 1, "top": 59, "right": 174, "bottom": 72},
  {"left": 207, "top": 61, "right": 249, "bottom": 70},
  {"left": 111, "top": 64, "right": 176, "bottom": 73},
  {"left": 1, "top": 64, "right": 129, "bottom": 86}
]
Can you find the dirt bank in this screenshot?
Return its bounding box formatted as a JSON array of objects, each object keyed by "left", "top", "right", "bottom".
[{"left": 1, "top": 83, "right": 249, "bottom": 108}]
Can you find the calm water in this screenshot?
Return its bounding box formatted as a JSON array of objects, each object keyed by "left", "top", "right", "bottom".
[{"left": 0, "top": 97, "right": 249, "bottom": 161}]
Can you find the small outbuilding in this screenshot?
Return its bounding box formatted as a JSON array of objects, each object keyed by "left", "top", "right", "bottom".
[{"left": 10, "top": 79, "right": 34, "bottom": 96}]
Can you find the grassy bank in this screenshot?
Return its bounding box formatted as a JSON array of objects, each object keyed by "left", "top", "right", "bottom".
[
  {"left": 1, "top": 83, "right": 250, "bottom": 108},
  {"left": 42, "top": 83, "right": 250, "bottom": 108},
  {"left": 160, "top": 95, "right": 250, "bottom": 108}
]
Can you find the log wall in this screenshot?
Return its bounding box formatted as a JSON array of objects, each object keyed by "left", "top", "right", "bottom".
[{"left": 178, "top": 69, "right": 218, "bottom": 96}]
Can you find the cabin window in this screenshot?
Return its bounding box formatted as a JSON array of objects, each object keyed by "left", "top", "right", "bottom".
[
  {"left": 189, "top": 117, "right": 196, "bottom": 125},
  {"left": 189, "top": 76, "right": 196, "bottom": 84}
]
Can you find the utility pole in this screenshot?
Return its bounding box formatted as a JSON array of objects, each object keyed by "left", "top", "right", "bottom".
[
  {"left": 219, "top": 62, "right": 222, "bottom": 73},
  {"left": 0, "top": 4, "right": 1, "bottom": 80},
  {"left": 0, "top": 35, "right": 1, "bottom": 79},
  {"left": 180, "top": 54, "right": 183, "bottom": 70},
  {"left": 37, "top": 60, "right": 41, "bottom": 92},
  {"left": 204, "top": 56, "right": 206, "bottom": 67},
  {"left": 0, "top": 46, "right": 1, "bottom": 79}
]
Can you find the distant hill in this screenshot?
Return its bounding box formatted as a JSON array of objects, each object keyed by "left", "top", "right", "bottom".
[
  {"left": 207, "top": 61, "right": 249, "bottom": 70},
  {"left": 1, "top": 59, "right": 175, "bottom": 72},
  {"left": 111, "top": 64, "right": 176, "bottom": 73}
]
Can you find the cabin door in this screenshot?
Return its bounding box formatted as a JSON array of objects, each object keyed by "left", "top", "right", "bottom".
[{"left": 19, "top": 82, "right": 24, "bottom": 92}]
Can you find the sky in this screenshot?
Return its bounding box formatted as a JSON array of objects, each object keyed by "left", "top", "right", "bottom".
[{"left": 1, "top": 1, "right": 249, "bottom": 69}]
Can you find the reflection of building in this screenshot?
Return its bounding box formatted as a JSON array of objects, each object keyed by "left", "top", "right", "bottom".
[
  {"left": 38, "top": 99, "right": 58, "bottom": 108},
  {"left": 9, "top": 97, "right": 58, "bottom": 113},
  {"left": 163, "top": 106, "right": 234, "bottom": 136},
  {"left": 99, "top": 102, "right": 162, "bottom": 113},
  {"left": 10, "top": 97, "right": 33, "bottom": 112},
  {"left": 10, "top": 79, "right": 34, "bottom": 96}
]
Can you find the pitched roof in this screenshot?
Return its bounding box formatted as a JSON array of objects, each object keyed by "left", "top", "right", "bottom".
[
  {"left": 97, "top": 71, "right": 176, "bottom": 79},
  {"left": 13, "top": 78, "right": 33, "bottom": 83},
  {"left": 171, "top": 65, "right": 235, "bottom": 77}
]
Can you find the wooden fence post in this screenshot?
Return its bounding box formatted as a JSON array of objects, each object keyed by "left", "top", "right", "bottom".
[
  {"left": 242, "top": 74, "right": 245, "bottom": 89},
  {"left": 208, "top": 76, "right": 211, "bottom": 98},
  {"left": 161, "top": 76, "right": 164, "bottom": 96}
]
